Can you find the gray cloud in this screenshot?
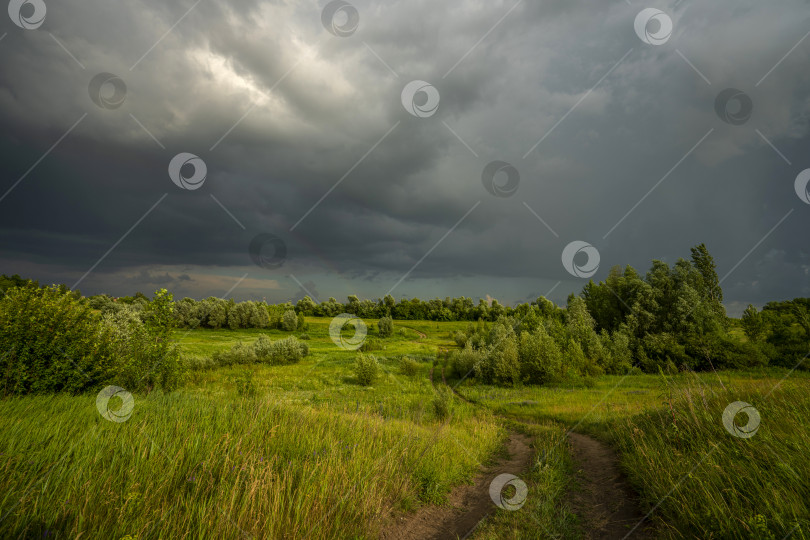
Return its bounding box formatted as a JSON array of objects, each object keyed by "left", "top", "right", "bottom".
[{"left": 1, "top": 0, "right": 809, "bottom": 315}]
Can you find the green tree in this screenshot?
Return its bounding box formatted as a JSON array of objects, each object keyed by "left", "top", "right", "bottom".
[
  {"left": 519, "top": 327, "right": 562, "bottom": 384},
  {"left": 377, "top": 316, "right": 393, "bottom": 337},
  {"left": 690, "top": 243, "right": 723, "bottom": 304},
  {"left": 296, "top": 311, "right": 308, "bottom": 331},
  {"left": 296, "top": 295, "right": 317, "bottom": 315},
  {"left": 141, "top": 289, "right": 182, "bottom": 389},
  {"left": 741, "top": 304, "right": 765, "bottom": 341},
  {"left": 281, "top": 309, "right": 298, "bottom": 332}
]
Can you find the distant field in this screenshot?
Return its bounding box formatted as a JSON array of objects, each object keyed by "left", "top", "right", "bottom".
[
  {"left": 174, "top": 316, "right": 463, "bottom": 357},
  {"left": 1, "top": 318, "right": 807, "bottom": 539}
]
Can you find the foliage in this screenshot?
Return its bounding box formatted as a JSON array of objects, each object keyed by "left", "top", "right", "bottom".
[
  {"left": 253, "top": 335, "right": 308, "bottom": 365},
  {"left": 0, "top": 273, "right": 40, "bottom": 296},
  {"left": 354, "top": 354, "right": 379, "bottom": 386},
  {"left": 377, "top": 316, "right": 394, "bottom": 338},
  {"left": 297, "top": 312, "right": 308, "bottom": 332},
  {"left": 475, "top": 329, "right": 520, "bottom": 386},
  {"left": 399, "top": 357, "right": 420, "bottom": 376},
  {"left": 281, "top": 309, "right": 298, "bottom": 332},
  {"left": 519, "top": 328, "right": 563, "bottom": 384},
  {"left": 0, "top": 285, "right": 181, "bottom": 396},
  {"left": 359, "top": 337, "right": 383, "bottom": 352},
  {"left": 757, "top": 298, "right": 810, "bottom": 367},
  {"left": 212, "top": 342, "right": 257, "bottom": 366},
  {"left": 449, "top": 345, "right": 484, "bottom": 380},
  {"left": 0, "top": 284, "right": 115, "bottom": 395}
]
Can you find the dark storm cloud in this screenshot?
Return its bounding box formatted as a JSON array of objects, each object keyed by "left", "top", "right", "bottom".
[{"left": 1, "top": 0, "right": 809, "bottom": 313}]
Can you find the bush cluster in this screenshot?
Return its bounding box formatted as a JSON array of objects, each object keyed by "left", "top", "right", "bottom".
[
  {"left": 359, "top": 337, "right": 383, "bottom": 352},
  {"left": 377, "top": 316, "right": 393, "bottom": 337},
  {"left": 0, "top": 285, "right": 181, "bottom": 396},
  {"left": 354, "top": 354, "right": 379, "bottom": 386},
  {"left": 399, "top": 357, "right": 420, "bottom": 376},
  {"left": 211, "top": 335, "right": 309, "bottom": 368}
]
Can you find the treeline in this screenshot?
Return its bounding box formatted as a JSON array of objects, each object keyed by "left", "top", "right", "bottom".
[
  {"left": 742, "top": 299, "right": 810, "bottom": 367},
  {"left": 84, "top": 291, "right": 514, "bottom": 330},
  {"left": 88, "top": 294, "right": 308, "bottom": 332},
  {"left": 2, "top": 241, "right": 807, "bottom": 392},
  {"left": 445, "top": 245, "right": 809, "bottom": 385}
]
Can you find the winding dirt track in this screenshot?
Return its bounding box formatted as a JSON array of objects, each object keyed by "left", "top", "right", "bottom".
[
  {"left": 379, "top": 432, "right": 534, "bottom": 540},
  {"left": 398, "top": 325, "right": 427, "bottom": 342},
  {"left": 567, "top": 432, "right": 650, "bottom": 539},
  {"left": 379, "top": 329, "right": 649, "bottom": 539}
]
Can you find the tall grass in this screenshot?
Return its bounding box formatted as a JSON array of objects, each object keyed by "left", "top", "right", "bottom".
[
  {"left": 0, "top": 389, "right": 503, "bottom": 539},
  {"left": 463, "top": 369, "right": 810, "bottom": 539},
  {"left": 611, "top": 376, "right": 810, "bottom": 539}
]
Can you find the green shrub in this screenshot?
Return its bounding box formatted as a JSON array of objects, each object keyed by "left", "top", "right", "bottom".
[
  {"left": 359, "top": 337, "right": 383, "bottom": 352},
  {"left": 181, "top": 354, "right": 216, "bottom": 371},
  {"left": 254, "top": 335, "right": 307, "bottom": 365},
  {"left": 518, "top": 329, "right": 563, "bottom": 384},
  {"left": 377, "top": 316, "right": 393, "bottom": 338},
  {"left": 0, "top": 285, "right": 181, "bottom": 396},
  {"left": 449, "top": 345, "right": 483, "bottom": 379},
  {"left": 212, "top": 342, "right": 256, "bottom": 366},
  {"left": 475, "top": 335, "right": 520, "bottom": 386},
  {"left": 281, "top": 310, "right": 298, "bottom": 332},
  {"left": 297, "top": 312, "right": 308, "bottom": 331},
  {"left": 299, "top": 333, "right": 311, "bottom": 340},
  {"left": 354, "top": 354, "right": 379, "bottom": 386},
  {"left": 400, "top": 357, "right": 420, "bottom": 376}
]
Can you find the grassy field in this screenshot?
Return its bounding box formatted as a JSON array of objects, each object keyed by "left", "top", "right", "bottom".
[
  {"left": 1, "top": 317, "right": 808, "bottom": 539},
  {"left": 459, "top": 370, "right": 810, "bottom": 539}
]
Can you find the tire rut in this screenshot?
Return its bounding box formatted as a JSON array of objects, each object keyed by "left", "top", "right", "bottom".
[{"left": 567, "top": 432, "right": 651, "bottom": 539}]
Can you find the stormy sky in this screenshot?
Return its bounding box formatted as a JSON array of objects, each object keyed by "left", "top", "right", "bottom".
[{"left": 1, "top": 0, "right": 809, "bottom": 315}]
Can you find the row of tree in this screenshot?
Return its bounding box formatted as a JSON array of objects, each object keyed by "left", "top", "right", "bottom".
[
  {"left": 445, "top": 244, "right": 808, "bottom": 384},
  {"left": 3, "top": 241, "right": 807, "bottom": 389}
]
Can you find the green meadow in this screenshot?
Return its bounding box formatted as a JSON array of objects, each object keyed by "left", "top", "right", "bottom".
[{"left": 1, "top": 317, "right": 808, "bottom": 539}]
